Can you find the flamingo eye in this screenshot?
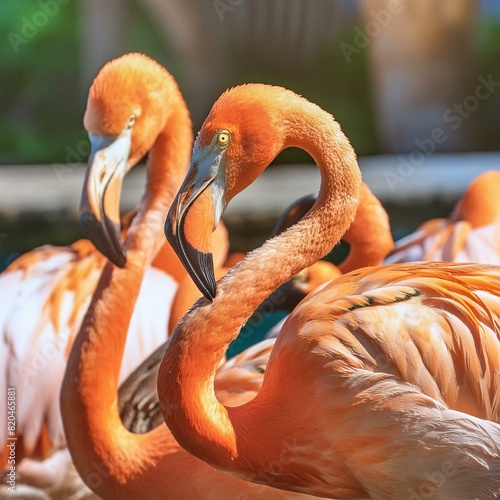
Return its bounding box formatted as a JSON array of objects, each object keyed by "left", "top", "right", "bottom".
[
  {"left": 126, "top": 114, "right": 136, "bottom": 129},
  {"left": 216, "top": 130, "right": 231, "bottom": 147}
]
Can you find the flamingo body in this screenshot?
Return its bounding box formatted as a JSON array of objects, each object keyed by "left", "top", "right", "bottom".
[
  {"left": 387, "top": 170, "right": 500, "bottom": 265},
  {"left": 0, "top": 241, "right": 175, "bottom": 498},
  {"left": 240, "top": 263, "right": 500, "bottom": 498},
  {"left": 387, "top": 220, "right": 500, "bottom": 264},
  {"left": 59, "top": 55, "right": 325, "bottom": 499},
  {"left": 158, "top": 84, "right": 500, "bottom": 499}
]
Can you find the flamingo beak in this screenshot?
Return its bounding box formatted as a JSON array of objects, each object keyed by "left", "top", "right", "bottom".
[
  {"left": 79, "top": 129, "right": 132, "bottom": 267},
  {"left": 165, "top": 139, "right": 227, "bottom": 301}
]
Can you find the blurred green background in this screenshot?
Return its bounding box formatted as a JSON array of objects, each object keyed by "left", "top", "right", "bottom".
[{"left": 2, "top": 0, "right": 499, "bottom": 165}]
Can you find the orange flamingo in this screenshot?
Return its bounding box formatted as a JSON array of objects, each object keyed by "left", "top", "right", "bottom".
[
  {"left": 168, "top": 182, "right": 392, "bottom": 342},
  {"left": 159, "top": 84, "right": 500, "bottom": 499},
  {"left": 267, "top": 184, "right": 393, "bottom": 311},
  {"left": 0, "top": 53, "right": 231, "bottom": 499},
  {"left": 386, "top": 170, "right": 500, "bottom": 265},
  {"left": 59, "top": 59, "right": 325, "bottom": 500},
  {"left": 119, "top": 183, "right": 393, "bottom": 429},
  {"left": 122, "top": 183, "right": 393, "bottom": 424}
]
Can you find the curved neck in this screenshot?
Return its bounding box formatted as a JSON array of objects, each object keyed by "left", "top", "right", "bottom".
[
  {"left": 339, "top": 184, "right": 394, "bottom": 273},
  {"left": 159, "top": 104, "right": 361, "bottom": 469},
  {"left": 61, "top": 94, "right": 192, "bottom": 496}
]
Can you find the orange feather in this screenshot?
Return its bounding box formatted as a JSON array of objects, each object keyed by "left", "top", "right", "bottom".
[
  {"left": 59, "top": 56, "right": 324, "bottom": 499},
  {"left": 159, "top": 84, "right": 500, "bottom": 499},
  {"left": 387, "top": 170, "right": 500, "bottom": 265}
]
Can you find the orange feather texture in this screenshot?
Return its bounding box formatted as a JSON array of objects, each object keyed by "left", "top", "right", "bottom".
[
  {"left": 387, "top": 170, "right": 500, "bottom": 265},
  {"left": 339, "top": 182, "right": 393, "bottom": 273},
  {"left": 85, "top": 53, "right": 177, "bottom": 168},
  {"left": 0, "top": 53, "right": 206, "bottom": 498},
  {"left": 159, "top": 84, "right": 500, "bottom": 499},
  {"left": 60, "top": 57, "right": 324, "bottom": 499}
]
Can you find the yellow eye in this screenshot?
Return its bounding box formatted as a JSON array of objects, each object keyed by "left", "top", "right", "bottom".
[
  {"left": 126, "top": 114, "right": 136, "bottom": 129},
  {"left": 216, "top": 130, "right": 231, "bottom": 146}
]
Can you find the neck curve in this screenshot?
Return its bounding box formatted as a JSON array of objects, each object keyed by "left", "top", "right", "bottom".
[
  {"left": 339, "top": 184, "right": 393, "bottom": 273},
  {"left": 61, "top": 88, "right": 192, "bottom": 497},
  {"left": 159, "top": 100, "right": 361, "bottom": 470}
]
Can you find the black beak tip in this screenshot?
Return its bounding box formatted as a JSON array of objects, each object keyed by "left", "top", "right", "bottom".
[
  {"left": 164, "top": 215, "right": 217, "bottom": 301},
  {"left": 80, "top": 211, "right": 126, "bottom": 268},
  {"left": 186, "top": 247, "right": 217, "bottom": 302},
  {"left": 204, "top": 284, "right": 216, "bottom": 302},
  {"left": 111, "top": 248, "right": 127, "bottom": 268}
]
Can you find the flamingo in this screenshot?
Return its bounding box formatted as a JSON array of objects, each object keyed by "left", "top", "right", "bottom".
[
  {"left": 120, "top": 182, "right": 394, "bottom": 429},
  {"left": 158, "top": 84, "right": 500, "bottom": 499},
  {"left": 386, "top": 170, "right": 500, "bottom": 265},
  {"left": 0, "top": 53, "right": 232, "bottom": 499},
  {"left": 267, "top": 183, "right": 393, "bottom": 311},
  {"left": 120, "top": 183, "right": 391, "bottom": 428},
  {"left": 0, "top": 231, "right": 172, "bottom": 500},
  {"left": 59, "top": 56, "right": 326, "bottom": 500},
  {"left": 169, "top": 182, "right": 393, "bottom": 337}
]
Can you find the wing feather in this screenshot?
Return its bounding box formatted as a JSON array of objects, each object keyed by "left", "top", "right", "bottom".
[
  {"left": 1, "top": 244, "right": 176, "bottom": 464},
  {"left": 274, "top": 262, "right": 500, "bottom": 422},
  {"left": 387, "top": 220, "right": 500, "bottom": 266}
]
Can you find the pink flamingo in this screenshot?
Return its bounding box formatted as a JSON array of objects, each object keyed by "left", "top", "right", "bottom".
[{"left": 159, "top": 84, "right": 500, "bottom": 499}]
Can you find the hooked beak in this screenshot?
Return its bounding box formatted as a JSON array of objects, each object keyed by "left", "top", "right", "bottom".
[
  {"left": 165, "top": 140, "right": 227, "bottom": 301},
  {"left": 79, "top": 130, "right": 132, "bottom": 267}
]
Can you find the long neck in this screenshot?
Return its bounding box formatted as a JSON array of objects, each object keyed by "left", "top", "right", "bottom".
[
  {"left": 339, "top": 184, "right": 393, "bottom": 273},
  {"left": 61, "top": 97, "right": 192, "bottom": 497},
  {"left": 159, "top": 104, "right": 362, "bottom": 469}
]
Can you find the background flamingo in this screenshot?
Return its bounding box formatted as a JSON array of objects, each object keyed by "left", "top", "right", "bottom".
[
  {"left": 59, "top": 55, "right": 326, "bottom": 500},
  {"left": 267, "top": 183, "right": 393, "bottom": 311},
  {"left": 0, "top": 235, "right": 172, "bottom": 499},
  {"left": 159, "top": 84, "right": 500, "bottom": 499},
  {"left": 0, "top": 52, "right": 227, "bottom": 499},
  {"left": 386, "top": 170, "right": 500, "bottom": 265}
]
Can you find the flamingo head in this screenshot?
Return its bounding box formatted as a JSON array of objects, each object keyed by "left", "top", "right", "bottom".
[
  {"left": 451, "top": 170, "right": 500, "bottom": 228},
  {"left": 165, "top": 84, "right": 296, "bottom": 300},
  {"left": 80, "top": 52, "right": 174, "bottom": 267}
]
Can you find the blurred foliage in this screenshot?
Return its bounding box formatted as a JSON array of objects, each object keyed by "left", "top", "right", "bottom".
[
  {"left": 230, "top": 37, "right": 379, "bottom": 162},
  {"left": 0, "top": 0, "right": 167, "bottom": 164},
  {"left": 1, "top": 2, "right": 499, "bottom": 165},
  {"left": 0, "top": 0, "right": 80, "bottom": 163},
  {"left": 0, "top": 1, "right": 376, "bottom": 165},
  {"left": 475, "top": 17, "right": 500, "bottom": 149}
]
